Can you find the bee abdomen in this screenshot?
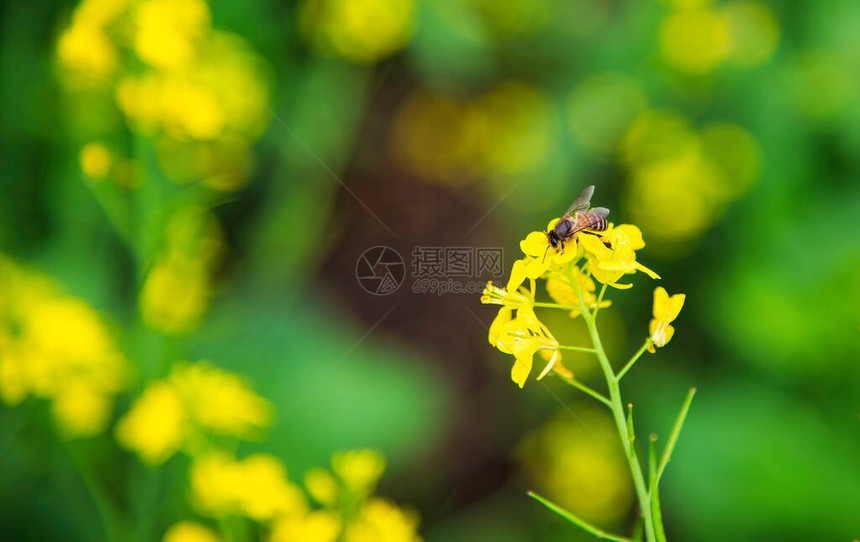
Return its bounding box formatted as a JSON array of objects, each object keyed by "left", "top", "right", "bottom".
[{"left": 582, "top": 212, "right": 608, "bottom": 232}]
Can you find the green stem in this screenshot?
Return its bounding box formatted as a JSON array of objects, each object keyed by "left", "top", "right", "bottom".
[
  {"left": 649, "top": 435, "right": 667, "bottom": 542},
  {"left": 533, "top": 301, "right": 583, "bottom": 311},
  {"left": 528, "top": 492, "right": 633, "bottom": 542},
  {"left": 592, "top": 284, "right": 608, "bottom": 319},
  {"left": 616, "top": 340, "right": 652, "bottom": 381},
  {"left": 554, "top": 373, "right": 612, "bottom": 408},
  {"left": 557, "top": 344, "right": 598, "bottom": 354},
  {"left": 575, "top": 284, "right": 657, "bottom": 542}
]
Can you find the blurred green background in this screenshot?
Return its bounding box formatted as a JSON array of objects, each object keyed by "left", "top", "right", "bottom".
[{"left": 1, "top": 0, "right": 859, "bottom": 540}]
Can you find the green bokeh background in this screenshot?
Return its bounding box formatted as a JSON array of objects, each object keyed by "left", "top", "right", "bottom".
[{"left": 1, "top": 0, "right": 859, "bottom": 540}]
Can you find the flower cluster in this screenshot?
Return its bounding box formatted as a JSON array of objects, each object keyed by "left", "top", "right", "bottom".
[
  {"left": 163, "top": 449, "right": 421, "bottom": 542},
  {"left": 0, "top": 255, "right": 130, "bottom": 437},
  {"left": 116, "top": 361, "right": 273, "bottom": 464},
  {"left": 482, "top": 196, "right": 684, "bottom": 388},
  {"left": 57, "top": 0, "right": 270, "bottom": 191}
]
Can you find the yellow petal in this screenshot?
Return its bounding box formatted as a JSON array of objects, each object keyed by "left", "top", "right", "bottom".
[
  {"left": 524, "top": 255, "right": 550, "bottom": 279},
  {"left": 507, "top": 260, "right": 528, "bottom": 292},
  {"left": 489, "top": 307, "right": 513, "bottom": 346},
  {"left": 636, "top": 262, "right": 661, "bottom": 279},
  {"left": 668, "top": 293, "right": 686, "bottom": 321},
  {"left": 546, "top": 218, "right": 561, "bottom": 232},
  {"left": 511, "top": 350, "right": 534, "bottom": 388},
  {"left": 614, "top": 224, "right": 645, "bottom": 250},
  {"left": 521, "top": 231, "right": 550, "bottom": 257},
  {"left": 536, "top": 349, "right": 558, "bottom": 381},
  {"left": 652, "top": 287, "right": 669, "bottom": 319}
]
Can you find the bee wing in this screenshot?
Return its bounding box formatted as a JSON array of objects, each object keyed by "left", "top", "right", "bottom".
[
  {"left": 562, "top": 185, "right": 595, "bottom": 218},
  {"left": 590, "top": 207, "right": 610, "bottom": 218}
]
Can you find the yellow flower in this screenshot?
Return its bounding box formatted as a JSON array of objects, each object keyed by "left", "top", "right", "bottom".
[
  {"left": 343, "top": 498, "right": 421, "bottom": 542},
  {"left": 57, "top": 20, "right": 117, "bottom": 79},
  {"left": 163, "top": 521, "right": 220, "bottom": 542},
  {"left": 79, "top": 143, "right": 112, "bottom": 179},
  {"left": 170, "top": 362, "right": 273, "bottom": 438},
  {"left": 512, "top": 221, "right": 582, "bottom": 289},
  {"left": 139, "top": 255, "right": 211, "bottom": 335},
  {"left": 489, "top": 302, "right": 560, "bottom": 388},
  {"left": 305, "top": 468, "right": 339, "bottom": 506},
  {"left": 53, "top": 382, "right": 112, "bottom": 438},
  {"left": 116, "top": 381, "right": 186, "bottom": 464},
  {"left": 579, "top": 224, "right": 660, "bottom": 289},
  {"left": 116, "top": 361, "right": 272, "bottom": 464},
  {"left": 0, "top": 257, "right": 130, "bottom": 438},
  {"left": 133, "top": 0, "right": 210, "bottom": 69},
  {"left": 270, "top": 510, "right": 341, "bottom": 542},
  {"left": 480, "top": 281, "right": 530, "bottom": 308},
  {"left": 648, "top": 287, "right": 686, "bottom": 352},
  {"left": 191, "top": 452, "right": 307, "bottom": 520},
  {"left": 331, "top": 449, "right": 386, "bottom": 494},
  {"left": 299, "top": 0, "right": 415, "bottom": 64},
  {"left": 545, "top": 269, "right": 611, "bottom": 318}
]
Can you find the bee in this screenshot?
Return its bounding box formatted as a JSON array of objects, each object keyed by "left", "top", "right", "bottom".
[{"left": 544, "top": 185, "right": 611, "bottom": 262}]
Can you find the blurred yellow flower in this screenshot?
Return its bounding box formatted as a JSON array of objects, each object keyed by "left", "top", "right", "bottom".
[
  {"left": 579, "top": 225, "right": 660, "bottom": 289},
  {"left": 648, "top": 287, "right": 686, "bottom": 352},
  {"left": 724, "top": 1, "right": 779, "bottom": 66},
  {"left": 299, "top": 0, "right": 415, "bottom": 63},
  {"left": 170, "top": 362, "right": 274, "bottom": 437},
  {"left": 305, "top": 468, "right": 340, "bottom": 506},
  {"left": 567, "top": 73, "right": 647, "bottom": 154},
  {"left": 0, "top": 257, "right": 130, "bottom": 437},
  {"left": 139, "top": 206, "right": 224, "bottom": 334},
  {"left": 546, "top": 271, "right": 611, "bottom": 318},
  {"left": 518, "top": 410, "right": 634, "bottom": 525},
  {"left": 116, "top": 361, "right": 272, "bottom": 463},
  {"left": 134, "top": 0, "right": 210, "bottom": 69},
  {"left": 191, "top": 452, "right": 307, "bottom": 520},
  {"left": 57, "top": 20, "right": 116, "bottom": 80},
  {"left": 331, "top": 449, "right": 386, "bottom": 494},
  {"left": 80, "top": 143, "right": 112, "bottom": 179},
  {"left": 343, "top": 498, "right": 422, "bottom": 542},
  {"left": 116, "top": 381, "right": 186, "bottom": 464},
  {"left": 270, "top": 510, "right": 341, "bottom": 542},
  {"left": 140, "top": 256, "right": 211, "bottom": 334},
  {"left": 659, "top": 7, "right": 730, "bottom": 74},
  {"left": 163, "top": 521, "right": 220, "bottom": 542}
]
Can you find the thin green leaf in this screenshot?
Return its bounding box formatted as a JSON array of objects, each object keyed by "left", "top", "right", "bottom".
[
  {"left": 657, "top": 387, "right": 697, "bottom": 484},
  {"left": 528, "top": 491, "right": 633, "bottom": 542}
]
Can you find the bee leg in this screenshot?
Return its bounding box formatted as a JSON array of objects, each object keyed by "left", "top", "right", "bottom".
[{"left": 582, "top": 230, "right": 612, "bottom": 249}]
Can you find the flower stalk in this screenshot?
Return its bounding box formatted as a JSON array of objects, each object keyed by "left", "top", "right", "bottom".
[{"left": 481, "top": 192, "right": 694, "bottom": 541}]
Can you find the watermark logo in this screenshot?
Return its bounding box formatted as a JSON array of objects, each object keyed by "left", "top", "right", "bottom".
[
  {"left": 356, "top": 246, "right": 406, "bottom": 295},
  {"left": 356, "top": 246, "right": 504, "bottom": 295}
]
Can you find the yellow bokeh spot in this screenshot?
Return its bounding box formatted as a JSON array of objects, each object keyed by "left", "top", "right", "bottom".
[
  {"left": 343, "top": 498, "right": 422, "bottom": 542},
  {"left": 270, "top": 510, "right": 341, "bottom": 542},
  {"left": 305, "top": 468, "right": 340, "bottom": 506},
  {"left": 133, "top": 0, "right": 210, "bottom": 69},
  {"left": 724, "top": 1, "right": 779, "bottom": 66},
  {"left": 474, "top": 82, "right": 553, "bottom": 178},
  {"left": 163, "top": 521, "right": 220, "bottom": 542},
  {"left": 116, "top": 381, "right": 187, "bottom": 464},
  {"left": 53, "top": 382, "right": 112, "bottom": 437},
  {"left": 139, "top": 256, "right": 210, "bottom": 335},
  {"left": 80, "top": 143, "right": 112, "bottom": 179},
  {"left": 659, "top": 7, "right": 731, "bottom": 74},
  {"left": 331, "top": 449, "right": 386, "bottom": 493},
  {"left": 169, "top": 362, "right": 274, "bottom": 438},
  {"left": 57, "top": 21, "right": 116, "bottom": 80},
  {"left": 191, "top": 452, "right": 307, "bottom": 520},
  {"left": 518, "top": 410, "right": 634, "bottom": 525},
  {"left": 299, "top": 0, "right": 415, "bottom": 64}
]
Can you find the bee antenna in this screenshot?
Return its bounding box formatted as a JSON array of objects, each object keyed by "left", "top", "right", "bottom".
[{"left": 542, "top": 244, "right": 551, "bottom": 264}]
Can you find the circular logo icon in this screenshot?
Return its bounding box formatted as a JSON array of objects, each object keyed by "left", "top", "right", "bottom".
[{"left": 356, "top": 246, "right": 405, "bottom": 295}]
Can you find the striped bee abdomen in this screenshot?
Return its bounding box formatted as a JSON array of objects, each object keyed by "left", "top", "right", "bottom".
[{"left": 577, "top": 211, "right": 608, "bottom": 232}]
